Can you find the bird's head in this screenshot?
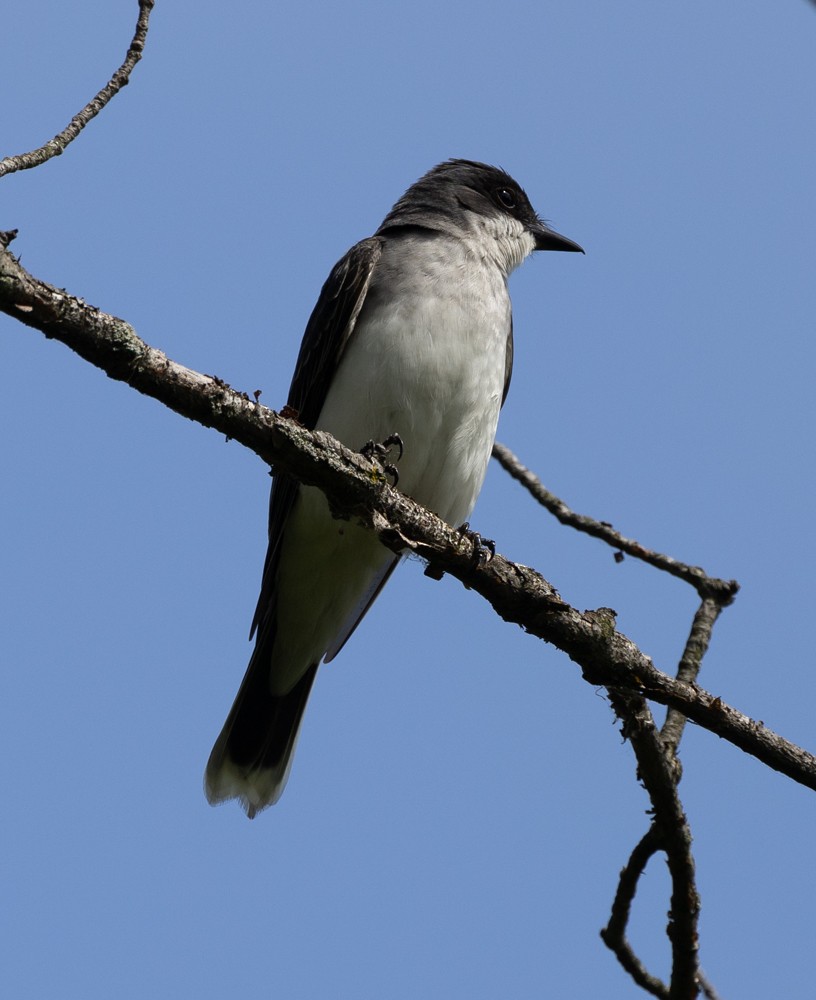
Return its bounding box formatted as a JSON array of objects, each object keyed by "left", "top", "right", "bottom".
[{"left": 378, "top": 159, "right": 583, "bottom": 275}]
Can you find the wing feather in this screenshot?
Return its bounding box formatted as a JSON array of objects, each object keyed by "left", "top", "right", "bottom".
[{"left": 250, "top": 236, "right": 384, "bottom": 646}]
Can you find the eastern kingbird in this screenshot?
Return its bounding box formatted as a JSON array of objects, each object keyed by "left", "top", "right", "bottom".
[{"left": 205, "top": 159, "right": 582, "bottom": 816}]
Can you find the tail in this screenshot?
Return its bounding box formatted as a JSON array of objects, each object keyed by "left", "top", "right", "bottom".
[{"left": 205, "top": 659, "right": 319, "bottom": 818}]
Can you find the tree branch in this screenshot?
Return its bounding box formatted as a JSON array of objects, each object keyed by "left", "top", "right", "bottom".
[
  {"left": 661, "top": 597, "right": 725, "bottom": 754},
  {"left": 492, "top": 440, "right": 743, "bottom": 995},
  {"left": 3, "top": 235, "right": 814, "bottom": 999},
  {"left": 2, "top": 5, "right": 807, "bottom": 996},
  {"left": 0, "top": 0, "right": 154, "bottom": 178},
  {"left": 601, "top": 827, "right": 669, "bottom": 998},
  {"left": 602, "top": 691, "right": 700, "bottom": 999},
  {"left": 2, "top": 236, "right": 813, "bottom": 790},
  {"left": 491, "top": 442, "right": 738, "bottom": 604}
]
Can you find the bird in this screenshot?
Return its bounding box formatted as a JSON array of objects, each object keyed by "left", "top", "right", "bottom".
[{"left": 205, "top": 159, "right": 583, "bottom": 816}]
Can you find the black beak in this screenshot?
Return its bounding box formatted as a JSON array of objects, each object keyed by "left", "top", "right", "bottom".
[{"left": 532, "top": 222, "right": 584, "bottom": 254}]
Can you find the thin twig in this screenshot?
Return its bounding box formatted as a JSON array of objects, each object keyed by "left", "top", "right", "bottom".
[
  {"left": 662, "top": 597, "right": 725, "bottom": 753},
  {"left": 0, "top": 0, "right": 154, "bottom": 179},
  {"left": 696, "top": 971, "right": 722, "bottom": 1000},
  {"left": 601, "top": 827, "right": 669, "bottom": 998},
  {"left": 491, "top": 441, "right": 738, "bottom": 603},
  {"left": 603, "top": 691, "right": 702, "bottom": 999}
]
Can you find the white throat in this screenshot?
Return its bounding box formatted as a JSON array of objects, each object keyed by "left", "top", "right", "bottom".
[{"left": 461, "top": 212, "right": 536, "bottom": 276}]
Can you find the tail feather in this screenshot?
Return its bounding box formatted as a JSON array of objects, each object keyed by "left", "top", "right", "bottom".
[{"left": 205, "top": 661, "right": 319, "bottom": 818}]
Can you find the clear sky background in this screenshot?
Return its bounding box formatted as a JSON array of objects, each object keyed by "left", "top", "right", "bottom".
[{"left": 2, "top": 3, "right": 815, "bottom": 997}]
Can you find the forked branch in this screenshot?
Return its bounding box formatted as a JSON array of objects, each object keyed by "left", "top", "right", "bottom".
[{"left": 491, "top": 445, "right": 736, "bottom": 996}]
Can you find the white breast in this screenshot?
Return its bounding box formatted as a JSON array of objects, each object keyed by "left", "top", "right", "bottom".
[
  {"left": 317, "top": 233, "right": 511, "bottom": 526},
  {"left": 268, "top": 233, "right": 515, "bottom": 689}
]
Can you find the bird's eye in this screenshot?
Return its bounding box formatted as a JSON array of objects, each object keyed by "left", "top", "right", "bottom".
[{"left": 495, "top": 187, "right": 517, "bottom": 210}]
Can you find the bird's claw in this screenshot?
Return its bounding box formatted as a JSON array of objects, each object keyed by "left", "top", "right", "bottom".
[
  {"left": 361, "top": 433, "right": 404, "bottom": 485},
  {"left": 457, "top": 523, "right": 496, "bottom": 565}
]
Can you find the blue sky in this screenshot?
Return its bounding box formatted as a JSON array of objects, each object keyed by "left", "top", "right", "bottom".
[{"left": 2, "top": 2, "right": 815, "bottom": 997}]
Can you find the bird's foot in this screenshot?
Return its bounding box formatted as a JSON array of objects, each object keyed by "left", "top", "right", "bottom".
[
  {"left": 361, "top": 433, "right": 404, "bottom": 485},
  {"left": 457, "top": 522, "right": 496, "bottom": 566}
]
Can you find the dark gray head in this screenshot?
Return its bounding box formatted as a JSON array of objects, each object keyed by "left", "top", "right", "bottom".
[{"left": 377, "top": 159, "right": 583, "bottom": 269}]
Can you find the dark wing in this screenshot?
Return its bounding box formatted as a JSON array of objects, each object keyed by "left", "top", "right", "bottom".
[
  {"left": 502, "top": 314, "right": 514, "bottom": 406},
  {"left": 288, "top": 236, "right": 384, "bottom": 428},
  {"left": 250, "top": 236, "right": 384, "bottom": 643}
]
